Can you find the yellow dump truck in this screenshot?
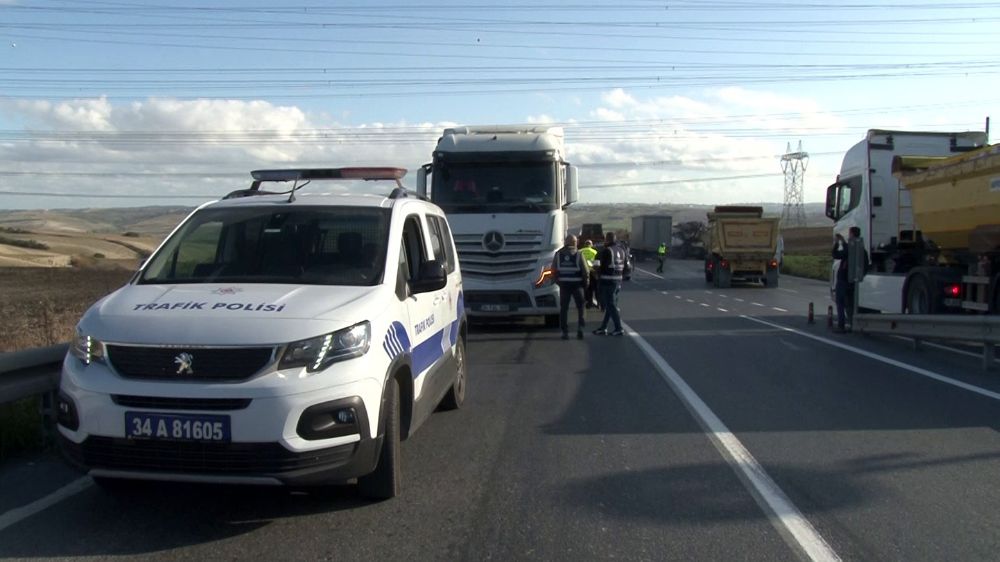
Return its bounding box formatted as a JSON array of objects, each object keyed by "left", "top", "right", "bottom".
[{"left": 704, "top": 206, "right": 781, "bottom": 289}]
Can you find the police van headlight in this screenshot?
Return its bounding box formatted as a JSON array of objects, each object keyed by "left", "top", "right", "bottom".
[
  {"left": 279, "top": 321, "right": 370, "bottom": 373},
  {"left": 70, "top": 329, "right": 105, "bottom": 365}
]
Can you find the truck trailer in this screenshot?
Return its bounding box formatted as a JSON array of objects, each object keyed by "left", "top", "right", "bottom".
[
  {"left": 704, "top": 206, "right": 781, "bottom": 288},
  {"left": 629, "top": 215, "right": 673, "bottom": 262}
]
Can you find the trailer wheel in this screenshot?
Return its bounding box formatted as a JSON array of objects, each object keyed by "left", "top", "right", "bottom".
[{"left": 905, "top": 275, "right": 934, "bottom": 314}]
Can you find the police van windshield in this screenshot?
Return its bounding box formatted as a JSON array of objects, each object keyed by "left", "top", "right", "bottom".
[
  {"left": 431, "top": 160, "right": 557, "bottom": 213},
  {"left": 139, "top": 206, "right": 391, "bottom": 286}
]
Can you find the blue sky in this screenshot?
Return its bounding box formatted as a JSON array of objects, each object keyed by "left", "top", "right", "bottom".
[{"left": 0, "top": 0, "right": 997, "bottom": 210}]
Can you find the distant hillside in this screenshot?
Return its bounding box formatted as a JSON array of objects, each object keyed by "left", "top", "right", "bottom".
[{"left": 0, "top": 206, "right": 191, "bottom": 237}]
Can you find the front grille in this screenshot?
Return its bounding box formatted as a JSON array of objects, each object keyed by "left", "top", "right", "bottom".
[
  {"left": 71, "top": 437, "right": 355, "bottom": 475},
  {"left": 454, "top": 232, "right": 544, "bottom": 277},
  {"left": 465, "top": 291, "right": 532, "bottom": 307},
  {"left": 106, "top": 345, "right": 275, "bottom": 382},
  {"left": 111, "top": 395, "right": 252, "bottom": 411}
]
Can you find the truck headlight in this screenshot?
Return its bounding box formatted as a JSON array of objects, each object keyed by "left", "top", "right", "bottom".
[
  {"left": 70, "top": 330, "right": 105, "bottom": 365},
  {"left": 279, "top": 321, "right": 370, "bottom": 373}
]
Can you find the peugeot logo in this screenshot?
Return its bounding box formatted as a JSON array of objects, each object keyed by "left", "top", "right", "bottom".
[
  {"left": 174, "top": 352, "right": 194, "bottom": 375},
  {"left": 482, "top": 230, "right": 505, "bottom": 252}
]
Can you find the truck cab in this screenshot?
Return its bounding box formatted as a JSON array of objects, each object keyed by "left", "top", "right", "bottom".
[{"left": 417, "top": 126, "right": 579, "bottom": 324}]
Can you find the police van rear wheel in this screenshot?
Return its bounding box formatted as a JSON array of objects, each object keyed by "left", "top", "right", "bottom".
[
  {"left": 439, "top": 335, "right": 466, "bottom": 411},
  {"left": 358, "top": 378, "right": 401, "bottom": 500}
]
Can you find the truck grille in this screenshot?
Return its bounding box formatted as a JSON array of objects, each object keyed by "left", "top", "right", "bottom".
[
  {"left": 454, "top": 232, "right": 544, "bottom": 278},
  {"left": 465, "top": 291, "right": 532, "bottom": 307},
  {"left": 106, "top": 345, "right": 275, "bottom": 382}
]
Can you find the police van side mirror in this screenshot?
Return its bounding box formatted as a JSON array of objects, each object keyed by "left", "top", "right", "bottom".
[{"left": 411, "top": 260, "right": 447, "bottom": 293}]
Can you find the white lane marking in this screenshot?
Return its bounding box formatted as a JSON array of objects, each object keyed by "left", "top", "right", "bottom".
[
  {"left": 674, "top": 295, "right": 682, "bottom": 300},
  {"left": 718, "top": 308, "right": 729, "bottom": 312},
  {"left": 719, "top": 294, "right": 728, "bottom": 298},
  {"left": 636, "top": 267, "right": 665, "bottom": 280},
  {"left": 779, "top": 288, "right": 799, "bottom": 294},
  {"left": 889, "top": 336, "right": 1000, "bottom": 364},
  {"left": 0, "top": 477, "right": 94, "bottom": 533},
  {"left": 773, "top": 307, "right": 789, "bottom": 312},
  {"left": 686, "top": 299, "right": 695, "bottom": 303},
  {"left": 752, "top": 302, "right": 765, "bottom": 307},
  {"left": 734, "top": 298, "right": 745, "bottom": 303},
  {"left": 705, "top": 290, "right": 714, "bottom": 295},
  {"left": 661, "top": 291, "right": 669, "bottom": 295},
  {"left": 623, "top": 322, "right": 841, "bottom": 562},
  {"left": 743, "top": 316, "right": 1000, "bottom": 402},
  {"left": 700, "top": 303, "right": 710, "bottom": 307}
]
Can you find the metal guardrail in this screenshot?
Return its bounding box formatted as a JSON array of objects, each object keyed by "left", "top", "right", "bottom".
[
  {"left": 854, "top": 314, "right": 1000, "bottom": 371},
  {"left": 0, "top": 343, "right": 67, "bottom": 405}
]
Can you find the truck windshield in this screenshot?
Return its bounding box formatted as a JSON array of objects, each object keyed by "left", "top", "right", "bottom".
[
  {"left": 139, "top": 206, "right": 390, "bottom": 286},
  {"left": 431, "top": 160, "right": 557, "bottom": 213}
]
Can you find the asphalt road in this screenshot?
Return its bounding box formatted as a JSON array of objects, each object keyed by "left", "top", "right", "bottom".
[{"left": 2, "top": 259, "right": 999, "bottom": 561}]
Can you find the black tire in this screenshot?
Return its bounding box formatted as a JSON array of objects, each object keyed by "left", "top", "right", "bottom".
[
  {"left": 438, "top": 335, "right": 467, "bottom": 411},
  {"left": 704, "top": 261, "right": 714, "bottom": 283},
  {"left": 92, "top": 476, "right": 144, "bottom": 495},
  {"left": 358, "top": 378, "right": 401, "bottom": 500},
  {"left": 544, "top": 314, "right": 560, "bottom": 328},
  {"left": 716, "top": 265, "right": 732, "bottom": 289},
  {"left": 765, "top": 269, "right": 778, "bottom": 288},
  {"left": 905, "top": 275, "right": 934, "bottom": 314}
]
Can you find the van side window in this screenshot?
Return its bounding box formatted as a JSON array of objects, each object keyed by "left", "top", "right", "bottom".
[
  {"left": 401, "top": 215, "right": 426, "bottom": 282},
  {"left": 426, "top": 215, "right": 456, "bottom": 273}
]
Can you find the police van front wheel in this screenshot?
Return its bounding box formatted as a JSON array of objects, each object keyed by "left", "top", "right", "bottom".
[
  {"left": 358, "top": 377, "right": 401, "bottom": 500},
  {"left": 439, "top": 335, "right": 467, "bottom": 411}
]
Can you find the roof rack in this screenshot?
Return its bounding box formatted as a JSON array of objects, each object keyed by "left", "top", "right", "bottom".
[
  {"left": 388, "top": 187, "right": 429, "bottom": 201},
  {"left": 225, "top": 167, "right": 409, "bottom": 202}
]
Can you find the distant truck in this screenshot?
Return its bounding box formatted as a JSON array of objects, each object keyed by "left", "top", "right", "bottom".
[
  {"left": 630, "top": 215, "right": 672, "bottom": 262},
  {"left": 826, "top": 130, "right": 998, "bottom": 314},
  {"left": 580, "top": 223, "right": 604, "bottom": 244},
  {"left": 704, "top": 206, "right": 780, "bottom": 288}
]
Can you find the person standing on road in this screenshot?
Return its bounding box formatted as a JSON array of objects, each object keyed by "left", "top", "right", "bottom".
[
  {"left": 593, "top": 231, "right": 626, "bottom": 337},
  {"left": 552, "top": 234, "right": 589, "bottom": 340},
  {"left": 656, "top": 242, "right": 667, "bottom": 273},
  {"left": 580, "top": 239, "right": 599, "bottom": 308},
  {"left": 832, "top": 226, "right": 866, "bottom": 333}
]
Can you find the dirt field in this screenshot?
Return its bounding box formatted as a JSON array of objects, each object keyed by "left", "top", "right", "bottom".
[{"left": 0, "top": 267, "right": 135, "bottom": 352}]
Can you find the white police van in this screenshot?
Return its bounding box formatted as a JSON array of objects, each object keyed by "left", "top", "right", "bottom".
[{"left": 57, "top": 168, "right": 467, "bottom": 499}]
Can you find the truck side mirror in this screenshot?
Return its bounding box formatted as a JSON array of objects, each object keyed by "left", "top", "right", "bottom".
[
  {"left": 565, "top": 164, "right": 579, "bottom": 207},
  {"left": 825, "top": 183, "right": 839, "bottom": 220},
  {"left": 416, "top": 163, "right": 431, "bottom": 197}
]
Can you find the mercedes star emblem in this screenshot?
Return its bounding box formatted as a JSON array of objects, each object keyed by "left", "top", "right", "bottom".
[{"left": 482, "top": 230, "right": 505, "bottom": 252}]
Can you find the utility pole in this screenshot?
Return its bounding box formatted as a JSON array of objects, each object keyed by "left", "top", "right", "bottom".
[{"left": 780, "top": 141, "right": 808, "bottom": 228}]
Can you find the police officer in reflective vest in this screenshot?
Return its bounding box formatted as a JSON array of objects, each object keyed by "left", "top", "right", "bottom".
[
  {"left": 593, "top": 231, "right": 626, "bottom": 336},
  {"left": 552, "top": 234, "right": 590, "bottom": 339},
  {"left": 656, "top": 242, "right": 667, "bottom": 273}
]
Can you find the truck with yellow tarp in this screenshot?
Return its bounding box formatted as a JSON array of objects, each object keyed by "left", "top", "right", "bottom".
[
  {"left": 704, "top": 206, "right": 781, "bottom": 289},
  {"left": 825, "top": 129, "right": 998, "bottom": 315}
]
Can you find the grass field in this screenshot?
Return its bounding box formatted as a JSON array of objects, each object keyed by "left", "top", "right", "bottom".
[
  {"left": 0, "top": 267, "right": 135, "bottom": 352},
  {"left": 781, "top": 254, "right": 832, "bottom": 281}
]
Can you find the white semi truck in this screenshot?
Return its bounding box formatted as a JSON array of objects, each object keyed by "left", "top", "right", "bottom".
[
  {"left": 417, "top": 126, "right": 579, "bottom": 324},
  {"left": 826, "top": 129, "right": 998, "bottom": 315}
]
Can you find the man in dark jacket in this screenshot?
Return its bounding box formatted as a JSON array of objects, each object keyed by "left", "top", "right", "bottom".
[
  {"left": 593, "top": 231, "right": 627, "bottom": 336},
  {"left": 552, "top": 234, "right": 590, "bottom": 339},
  {"left": 832, "top": 226, "right": 867, "bottom": 333}
]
